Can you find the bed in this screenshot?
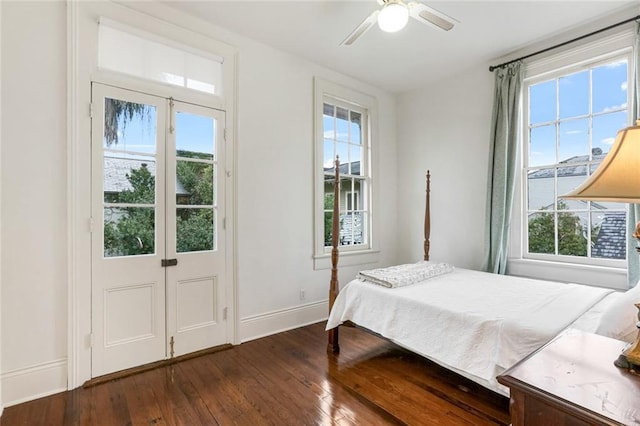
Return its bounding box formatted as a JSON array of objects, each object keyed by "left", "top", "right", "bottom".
[{"left": 325, "top": 161, "right": 640, "bottom": 396}]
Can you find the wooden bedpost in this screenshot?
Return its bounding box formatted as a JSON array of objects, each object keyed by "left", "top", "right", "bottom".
[
  {"left": 424, "top": 170, "right": 431, "bottom": 261},
  {"left": 328, "top": 156, "right": 340, "bottom": 354}
]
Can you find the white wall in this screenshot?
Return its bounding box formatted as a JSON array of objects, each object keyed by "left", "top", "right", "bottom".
[
  {"left": 394, "top": 61, "right": 629, "bottom": 282},
  {"left": 395, "top": 8, "right": 638, "bottom": 288},
  {"left": 234, "top": 38, "right": 398, "bottom": 331},
  {"left": 1, "top": 1, "right": 68, "bottom": 406},
  {"left": 396, "top": 66, "right": 494, "bottom": 269},
  {"left": 0, "top": 0, "right": 398, "bottom": 405}
]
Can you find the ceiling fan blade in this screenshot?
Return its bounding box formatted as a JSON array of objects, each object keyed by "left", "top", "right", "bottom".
[
  {"left": 340, "top": 10, "right": 380, "bottom": 46},
  {"left": 407, "top": 2, "right": 456, "bottom": 31}
]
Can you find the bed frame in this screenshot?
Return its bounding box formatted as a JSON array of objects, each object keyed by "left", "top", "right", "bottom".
[{"left": 327, "top": 156, "right": 431, "bottom": 353}]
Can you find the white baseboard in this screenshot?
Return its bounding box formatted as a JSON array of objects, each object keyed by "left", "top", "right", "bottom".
[
  {"left": 240, "top": 300, "right": 328, "bottom": 343},
  {"left": 1, "top": 358, "right": 67, "bottom": 407}
]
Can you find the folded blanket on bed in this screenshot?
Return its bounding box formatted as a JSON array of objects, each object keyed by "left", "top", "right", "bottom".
[{"left": 358, "top": 261, "right": 454, "bottom": 288}]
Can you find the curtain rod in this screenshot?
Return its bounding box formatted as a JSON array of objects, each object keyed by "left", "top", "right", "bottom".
[{"left": 489, "top": 14, "right": 640, "bottom": 72}]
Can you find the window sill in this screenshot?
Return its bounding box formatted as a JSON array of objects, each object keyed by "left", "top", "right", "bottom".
[
  {"left": 507, "top": 257, "right": 628, "bottom": 290},
  {"left": 313, "top": 249, "right": 380, "bottom": 270}
]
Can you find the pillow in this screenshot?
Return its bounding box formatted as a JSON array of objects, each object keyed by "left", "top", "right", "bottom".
[
  {"left": 357, "top": 261, "right": 454, "bottom": 288},
  {"left": 569, "top": 292, "right": 621, "bottom": 334},
  {"left": 595, "top": 283, "right": 640, "bottom": 343}
]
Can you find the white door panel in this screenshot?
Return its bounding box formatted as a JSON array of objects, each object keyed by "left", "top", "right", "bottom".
[
  {"left": 91, "top": 84, "right": 167, "bottom": 377},
  {"left": 166, "top": 101, "right": 226, "bottom": 357}
]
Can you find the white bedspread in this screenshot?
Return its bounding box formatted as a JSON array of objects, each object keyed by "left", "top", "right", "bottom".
[{"left": 326, "top": 268, "right": 613, "bottom": 395}]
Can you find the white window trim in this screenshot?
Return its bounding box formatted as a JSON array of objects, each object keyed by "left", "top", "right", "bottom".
[
  {"left": 508, "top": 27, "right": 635, "bottom": 289},
  {"left": 313, "top": 78, "right": 380, "bottom": 270}
]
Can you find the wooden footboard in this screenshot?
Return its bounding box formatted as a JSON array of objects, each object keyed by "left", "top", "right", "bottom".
[{"left": 327, "top": 161, "right": 431, "bottom": 353}]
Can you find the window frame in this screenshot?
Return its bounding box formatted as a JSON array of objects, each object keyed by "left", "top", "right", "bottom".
[
  {"left": 313, "top": 78, "right": 379, "bottom": 269},
  {"left": 509, "top": 28, "right": 635, "bottom": 289},
  {"left": 523, "top": 53, "right": 631, "bottom": 267}
]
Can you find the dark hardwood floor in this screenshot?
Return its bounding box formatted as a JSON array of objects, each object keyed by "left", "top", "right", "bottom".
[{"left": 1, "top": 323, "right": 510, "bottom": 425}]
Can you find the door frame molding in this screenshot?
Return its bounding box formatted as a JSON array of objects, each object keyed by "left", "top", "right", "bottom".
[{"left": 67, "top": 0, "right": 238, "bottom": 388}]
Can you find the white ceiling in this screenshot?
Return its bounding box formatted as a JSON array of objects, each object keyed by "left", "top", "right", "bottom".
[{"left": 162, "top": 1, "right": 639, "bottom": 93}]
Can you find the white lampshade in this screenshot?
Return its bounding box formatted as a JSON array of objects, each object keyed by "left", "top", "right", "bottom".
[
  {"left": 378, "top": 2, "right": 409, "bottom": 33},
  {"left": 562, "top": 120, "right": 640, "bottom": 203}
]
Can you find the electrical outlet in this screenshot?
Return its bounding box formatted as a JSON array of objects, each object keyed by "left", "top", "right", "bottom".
[{"left": 300, "top": 289, "right": 306, "bottom": 300}]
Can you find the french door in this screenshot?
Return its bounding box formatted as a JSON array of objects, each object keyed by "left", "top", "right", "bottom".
[{"left": 90, "top": 83, "right": 228, "bottom": 377}]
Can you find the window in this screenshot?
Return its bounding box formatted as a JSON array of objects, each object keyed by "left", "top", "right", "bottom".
[
  {"left": 314, "top": 78, "right": 377, "bottom": 267},
  {"left": 523, "top": 51, "right": 632, "bottom": 266},
  {"left": 323, "top": 102, "right": 368, "bottom": 247},
  {"left": 98, "top": 18, "right": 223, "bottom": 96}
]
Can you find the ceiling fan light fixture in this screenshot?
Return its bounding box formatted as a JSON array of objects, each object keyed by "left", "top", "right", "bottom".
[{"left": 377, "top": 2, "right": 409, "bottom": 33}]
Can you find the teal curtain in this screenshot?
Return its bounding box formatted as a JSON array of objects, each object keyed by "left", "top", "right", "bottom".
[
  {"left": 482, "top": 62, "right": 524, "bottom": 274},
  {"left": 628, "top": 22, "right": 640, "bottom": 288}
]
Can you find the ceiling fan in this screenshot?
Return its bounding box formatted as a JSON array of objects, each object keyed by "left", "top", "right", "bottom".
[{"left": 341, "top": 0, "right": 457, "bottom": 46}]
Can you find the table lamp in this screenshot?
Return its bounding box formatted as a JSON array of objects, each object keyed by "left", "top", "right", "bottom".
[{"left": 562, "top": 120, "right": 640, "bottom": 371}]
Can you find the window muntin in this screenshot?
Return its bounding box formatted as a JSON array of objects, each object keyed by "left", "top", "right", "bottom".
[
  {"left": 322, "top": 101, "right": 370, "bottom": 249},
  {"left": 524, "top": 57, "right": 630, "bottom": 263}
]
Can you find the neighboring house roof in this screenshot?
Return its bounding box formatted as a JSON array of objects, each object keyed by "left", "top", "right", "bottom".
[
  {"left": 528, "top": 149, "right": 606, "bottom": 179},
  {"left": 103, "top": 156, "right": 190, "bottom": 195},
  {"left": 324, "top": 160, "right": 360, "bottom": 178},
  {"left": 592, "top": 211, "right": 627, "bottom": 259}
]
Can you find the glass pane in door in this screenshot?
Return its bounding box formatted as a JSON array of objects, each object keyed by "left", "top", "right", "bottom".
[
  {"left": 104, "top": 207, "right": 156, "bottom": 256},
  {"left": 175, "top": 111, "right": 216, "bottom": 253},
  {"left": 176, "top": 208, "right": 215, "bottom": 252},
  {"left": 103, "top": 98, "right": 156, "bottom": 153},
  {"left": 103, "top": 157, "right": 156, "bottom": 203},
  {"left": 102, "top": 97, "right": 158, "bottom": 258},
  {"left": 175, "top": 162, "right": 214, "bottom": 205},
  {"left": 175, "top": 112, "right": 214, "bottom": 160}
]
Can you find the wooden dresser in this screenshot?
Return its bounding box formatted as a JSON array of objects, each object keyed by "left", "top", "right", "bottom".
[{"left": 497, "top": 330, "right": 640, "bottom": 425}]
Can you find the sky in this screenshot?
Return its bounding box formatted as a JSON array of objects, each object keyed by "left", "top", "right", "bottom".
[{"left": 528, "top": 59, "right": 628, "bottom": 168}]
